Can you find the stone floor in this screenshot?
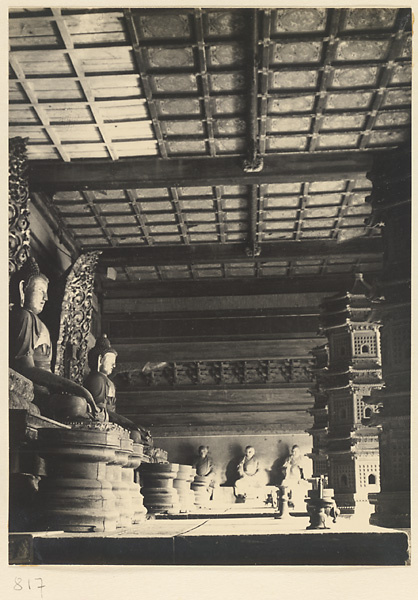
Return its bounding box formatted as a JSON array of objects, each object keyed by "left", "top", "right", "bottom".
[{"left": 9, "top": 507, "right": 410, "bottom": 566}]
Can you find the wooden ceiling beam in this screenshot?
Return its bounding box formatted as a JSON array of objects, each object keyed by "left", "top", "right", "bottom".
[
  {"left": 29, "top": 150, "right": 375, "bottom": 192},
  {"left": 96, "top": 237, "right": 382, "bottom": 268},
  {"left": 99, "top": 274, "right": 378, "bottom": 299}
]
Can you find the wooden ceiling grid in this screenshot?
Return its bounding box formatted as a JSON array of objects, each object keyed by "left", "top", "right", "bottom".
[
  {"left": 10, "top": 8, "right": 411, "bottom": 160},
  {"left": 9, "top": 7, "right": 411, "bottom": 285}
]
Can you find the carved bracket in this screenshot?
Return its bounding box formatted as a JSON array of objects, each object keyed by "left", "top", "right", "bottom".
[
  {"left": 9, "top": 137, "right": 31, "bottom": 278},
  {"left": 55, "top": 251, "right": 102, "bottom": 384}
]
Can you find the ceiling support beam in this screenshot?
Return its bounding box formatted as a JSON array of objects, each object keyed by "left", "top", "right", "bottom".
[
  {"left": 101, "top": 273, "right": 378, "bottom": 299},
  {"left": 29, "top": 150, "right": 375, "bottom": 192},
  {"left": 95, "top": 237, "right": 382, "bottom": 267}
]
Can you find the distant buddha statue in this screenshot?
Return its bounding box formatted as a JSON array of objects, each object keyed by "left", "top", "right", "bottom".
[
  {"left": 192, "top": 445, "right": 216, "bottom": 499},
  {"left": 9, "top": 257, "right": 101, "bottom": 418},
  {"left": 84, "top": 335, "right": 152, "bottom": 446},
  {"left": 234, "top": 445, "right": 262, "bottom": 499}
]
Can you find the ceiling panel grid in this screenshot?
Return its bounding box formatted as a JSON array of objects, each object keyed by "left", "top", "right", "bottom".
[{"left": 9, "top": 7, "right": 158, "bottom": 160}]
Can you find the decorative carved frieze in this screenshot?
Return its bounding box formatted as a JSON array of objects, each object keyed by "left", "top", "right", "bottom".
[
  {"left": 113, "top": 358, "right": 314, "bottom": 389},
  {"left": 9, "top": 137, "right": 31, "bottom": 278},
  {"left": 55, "top": 252, "right": 101, "bottom": 384}
]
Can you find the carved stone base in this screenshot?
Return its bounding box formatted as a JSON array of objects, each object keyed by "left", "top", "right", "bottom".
[
  {"left": 36, "top": 426, "right": 120, "bottom": 532},
  {"left": 173, "top": 465, "right": 196, "bottom": 512},
  {"left": 370, "top": 491, "right": 410, "bottom": 528},
  {"left": 9, "top": 409, "right": 69, "bottom": 532},
  {"left": 139, "top": 463, "right": 180, "bottom": 514},
  {"left": 106, "top": 436, "right": 133, "bottom": 528},
  {"left": 191, "top": 474, "right": 212, "bottom": 508},
  {"left": 122, "top": 442, "right": 147, "bottom": 523}
]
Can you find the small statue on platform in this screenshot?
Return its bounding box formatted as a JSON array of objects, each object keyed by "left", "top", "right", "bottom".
[
  {"left": 192, "top": 445, "right": 216, "bottom": 500},
  {"left": 281, "top": 444, "right": 308, "bottom": 511},
  {"left": 234, "top": 445, "right": 262, "bottom": 500},
  {"left": 84, "top": 334, "right": 153, "bottom": 446},
  {"left": 9, "top": 258, "right": 101, "bottom": 419}
]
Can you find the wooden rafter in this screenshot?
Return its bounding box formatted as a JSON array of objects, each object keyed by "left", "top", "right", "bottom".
[
  {"left": 51, "top": 7, "right": 118, "bottom": 160},
  {"left": 9, "top": 54, "right": 71, "bottom": 161},
  {"left": 124, "top": 8, "right": 169, "bottom": 159},
  {"left": 245, "top": 9, "right": 260, "bottom": 167},
  {"left": 81, "top": 191, "right": 133, "bottom": 280},
  {"left": 295, "top": 182, "right": 310, "bottom": 241},
  {"left": 247, "top": 185, "right": 258, "bottom": 254},
  {"left": 214, "top": 186, "right": 227, "bottom": 244},
  {"left": 169, "top": 187, "right": 190, "bottom": 246},
  {"left": 331, "top": 179, "right": 355, "bottom": 240},
  {"left": 259, "top": 9, "right": 272, "bottom": 156},
  {"left": 194, "top": 8, "right": 216, "bottom": 157},
  {"left": 308, "top": 8, "right": 343, "bottom": 153},
  {"left": 358, "top": 10, "right": 411, "bottom": 149},
  {"left": 125, "top": 189, "right": 153, "bottom": 245}
]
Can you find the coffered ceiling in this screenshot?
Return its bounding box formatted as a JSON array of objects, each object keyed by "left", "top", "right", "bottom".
[{"left": 9, "top": 7, "right": 411, "bottom": 285}]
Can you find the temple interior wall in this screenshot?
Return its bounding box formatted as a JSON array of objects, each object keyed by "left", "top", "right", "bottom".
[
  {"left": 154, "top": 431, "right": 311, "bottom": 487},
  {"left": 29, "top": 201, "right": 73, "bottom": 279}
]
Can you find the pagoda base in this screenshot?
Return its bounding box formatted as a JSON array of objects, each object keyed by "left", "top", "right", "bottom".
[{"left": 370, "top": 491, "right": 410, "bottom": 528}]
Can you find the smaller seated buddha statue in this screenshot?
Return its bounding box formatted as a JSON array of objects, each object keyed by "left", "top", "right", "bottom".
[
  {"left": 234, "top": 445, "right": 262, "bottom": 500},
  {"left": 9, "top": 258, "right": 100, "bottom": 419},
  {"left": 84, "top": 335, "right": 152, "bottom": 446},
  {"left": 192, "top": 445, "right": 216, "bottom": 500}
]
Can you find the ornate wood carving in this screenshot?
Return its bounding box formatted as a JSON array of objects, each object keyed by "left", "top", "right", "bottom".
[
  {"left": 55, "top": 252, "right": 101, "bottom": 384},
  {"left": 113, "top": 358, "right": 314, "bottom": 389},
  {"left": 9, "top": 137, "right": 31, "bottom": 278}
]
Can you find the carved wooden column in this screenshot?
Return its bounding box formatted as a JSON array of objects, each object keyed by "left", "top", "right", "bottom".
[{"left": 367, "top": 149, "right": 411, "bottom": 527}]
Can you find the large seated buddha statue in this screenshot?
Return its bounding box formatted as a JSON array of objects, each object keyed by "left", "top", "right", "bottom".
[{"left": 9, "top": 257, "right": 101, "bottom": 420}]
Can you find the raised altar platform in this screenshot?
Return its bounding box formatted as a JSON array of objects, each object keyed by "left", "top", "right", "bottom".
[{"left": 9, "top": 514, "right": 409, "bottom": 566}]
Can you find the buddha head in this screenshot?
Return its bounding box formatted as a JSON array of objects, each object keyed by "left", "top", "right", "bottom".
[
  {"left": 198, "top": 445, "right": 209, "bottom": 458},
  {"left": 14, "top": 257, "right": 49, "bottom": 315},
  {"left": 88, "top": 334, "right": 118, "bottom": 375},
  {"left": 245, "top": 445, "right": 255, "bottom": 459}
]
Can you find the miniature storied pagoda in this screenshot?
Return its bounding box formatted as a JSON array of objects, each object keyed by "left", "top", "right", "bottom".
[
  {"left": 311, "top": 274, "right": 384, "bottom": 515},
  {"left": 306, "top": 344, "right": 329, "bottom": 479}
]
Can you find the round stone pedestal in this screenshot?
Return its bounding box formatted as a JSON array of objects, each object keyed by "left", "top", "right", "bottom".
[
  {"left": 122, "top": 442, "right": 147, "bottom": 523},
  {"left": 36, "top": 424, "right": 120, "bottom": 532},
  {"left": 191, "top": 474, "right": 211, "bottom": 507},
  {"left": 139, "top": 462, "right": 180, "bottom": 514},
  {"left": 107, "top": 433, "right": 133, "bottom": 528},
  {"left": 173, "top": 465, "right": 196, "bottom": 512}
]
